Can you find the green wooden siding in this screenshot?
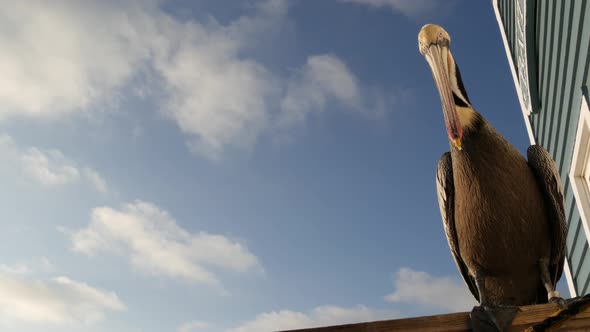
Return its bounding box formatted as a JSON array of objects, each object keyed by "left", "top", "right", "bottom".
[{"left": 497, "top": 0, "right": 590, "bottom": 295}]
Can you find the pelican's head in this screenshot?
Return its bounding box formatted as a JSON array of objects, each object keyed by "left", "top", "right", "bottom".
[{"left": 419, "top": 24, "right": 471, "bottom": 150}]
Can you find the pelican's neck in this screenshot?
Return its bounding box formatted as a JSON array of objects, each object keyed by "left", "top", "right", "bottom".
[
  {"left": 450, "top": 105, "right": 486, "bottom": 153},
  {"left": 457, "top": 105, "right": 480, "bottom": 132},
  {"left": 452, "top": 107, "right": 514, "bottom": 159},
  {"left": 447, "top": 51, "right": 480, "bottom": 130},
  {"left": 448, "top": 52, "right": 471, "bottom": 107}
]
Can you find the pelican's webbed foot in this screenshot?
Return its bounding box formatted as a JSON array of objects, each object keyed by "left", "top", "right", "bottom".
[
  {"left": 549, "top": 296, "right": 567, "bottom": 308},
  {"left": 540, "top": 259, "right": 563, "bottom": 306}
]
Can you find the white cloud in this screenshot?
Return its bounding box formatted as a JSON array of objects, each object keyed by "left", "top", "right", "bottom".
[
  {"left": 0, "top": 272, "right": 125, "bottom": 326},
  {"left": 279, "top": 54, "right": 361, "bottom": 129},
  {"left": 83, "top": 167, "right": 109, "bottom": 195},
  {"left": 0, "top": 1, "right": 393, "bottom": 160},
  {"left": 0, "top": 133, "right": 109, "bottom": 193},
  {"left": 151, "top": 0, "right": 291, "bottom": 160},
  {"left": 69, "top": 201, "right": 262, "bottom": 286},
  {"left": 228, "top": 305, "right": 398, "bottom": 332},
  {"left": 0, "top": 258, "right": 55, "bottom": 276},
  {"left": 154, "top": 28, "right": 277, "bottom": 160},
  {"left": 385, "top": 267, "right": 476, "bottom": 312},
  {"left": 227, "top": 268, "right": 474, "bottom": 332},
  {"left": 0, "top": 264, "right": 31, "bottom": 275},
  {"left": 0, "top": 1, "right": 155, "bottom": 118},
  {"left": 0, "top": 0, "right": 285, "bottom": 160},
  {"left": 38, "top": 257, "right": 57, "bottom": 274},
  {"left": 339, "top": 0, "right": 451, "bottom": 18},
  {"left": 156, "top": 4, "right": 390, "bottom": 159},
  {"left": 21, "top": 147, "right": 80, "bottom": 186},
  {"left": 178, "top": 320, "right": 209, "bottom": 332}
]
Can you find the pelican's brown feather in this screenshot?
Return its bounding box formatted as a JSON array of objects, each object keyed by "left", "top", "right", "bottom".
[
  {"left": 527, "top": 145, "right": 567, "bottom": 285},
  {"left": 436, "top": 152, "right": 480, "bottom": 301}
]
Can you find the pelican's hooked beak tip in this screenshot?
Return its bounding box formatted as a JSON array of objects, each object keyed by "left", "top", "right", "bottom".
[{"left": 452, "top": 138, "right": 462, "bottom": 150}]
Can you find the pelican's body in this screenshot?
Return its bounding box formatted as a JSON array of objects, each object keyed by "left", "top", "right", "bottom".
[
  {"left": 419, "top": 24, "right": 566, "bottom": 307},
  {"left": 443, "top": 114, "right": 560, "bottom": 305}
]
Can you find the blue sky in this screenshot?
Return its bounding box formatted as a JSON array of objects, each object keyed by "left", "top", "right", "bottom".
[{"left": 0, "top": 1, "right": 567, "bottom": 331}]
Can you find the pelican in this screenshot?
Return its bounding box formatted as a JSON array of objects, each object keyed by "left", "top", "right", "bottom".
[{"left": 418, "top": 24, "right": 566, "bottom": 329}]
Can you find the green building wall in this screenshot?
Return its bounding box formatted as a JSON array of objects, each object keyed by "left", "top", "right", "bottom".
[{"left": 494, "top": 0, "right": 590, "bottom": 295}]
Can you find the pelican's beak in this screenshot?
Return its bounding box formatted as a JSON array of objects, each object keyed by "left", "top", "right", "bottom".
[{"left": 423, "top": 44, "right": 463, "bottom": 150}]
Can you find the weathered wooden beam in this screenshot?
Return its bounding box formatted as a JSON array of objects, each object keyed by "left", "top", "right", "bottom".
[{"left": 281, "top": 299, "right": 590, "bottom": 332}]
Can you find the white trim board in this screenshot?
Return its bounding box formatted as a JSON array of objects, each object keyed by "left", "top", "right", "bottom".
[
  {"left": 569, "top": 92, "right": 590, "bottom": 285},
  {"left": 564, "top": 258, "right": 578, "bottom": 297}
]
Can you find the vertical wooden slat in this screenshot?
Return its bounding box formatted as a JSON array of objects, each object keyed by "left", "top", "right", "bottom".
[
  {"left": 558, "top": 0, "right": 590, "bottom": 177},
  {"left": 534, "top": 0, "right": 549, "bottom": 134},
  {"left": 547, "top": 1, "right": 571, "bottom": 158},
  {"left": 537, "top": 0, "right": 554, "bottom": 144},
  {"left": 540, "top": 1, "right": 560, "bottom": 148},
  {"left": 553, "top": 0, "right": 581, "bottom": 173}
]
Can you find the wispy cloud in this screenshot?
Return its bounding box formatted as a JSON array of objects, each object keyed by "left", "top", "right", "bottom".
[
  {"left": 225, "top": 267, "right": 474, "bottom": 331},
  {"left": 385, "top": 267, "right": 476, "bottom": 312},
  {"left": 68, "top": 201, "right": 262, "bottom": 287},
  {"left": 339, "top": 0, "right": 455, "bottom": 18},
  {"left": 0, "top": 271, "right": 125, "bottom": 326},
  {"left": 0, "top": 264, "right": 31, "bottom": 276},
  {"left": 0, "top": 1, "right": 394, "bottom": 160},
  {"left": 0, "top": 258, "right": 55, "bottom": 276},
  {"left": 158, "top": 4, "right": 393, "bottom": 159},
  {"left": 227, "top": 305, "right": 398, "bottom": 332},
  {"left": 83, "top": 167, "right": 109, "bottom": 195},
  {"left": 154, "top": 25, "right": 277, "bottom": 160},
  {"left": 0, "top": 1, "right": 153, "bottom": 117},
  {"left": 0, "top": 0, "right": 283, "bottom": 160},
  {"left": 177, "top": 320, "right": 209, "bottom": 332},
  {"left": 21, "top": 147, "right": 80, "bottom": 186},
  {"left": 279, "top": 54, "right": 361, "bottom": 128},
  {"left": 150, "top": 0, "right": 294, "bottom": 160},
  {"left": 0, "top": 133, "right": 109, "bottom": 194}
]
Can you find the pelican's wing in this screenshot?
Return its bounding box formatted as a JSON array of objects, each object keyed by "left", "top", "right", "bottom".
[
  {"left": 437, "top": 152, "right": 479, "bottom": 302},
  {"left": 527, "top": 145, "right": 567, "bottom": 285}
]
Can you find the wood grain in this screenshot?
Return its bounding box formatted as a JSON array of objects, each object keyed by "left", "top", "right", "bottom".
[{"left": 280, "top": 299, "right": 590, "bottom": 332}]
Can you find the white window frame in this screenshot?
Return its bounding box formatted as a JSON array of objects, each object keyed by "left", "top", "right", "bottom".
[{"left": 568, "top": 91, "right": 590, "bottom": 297}]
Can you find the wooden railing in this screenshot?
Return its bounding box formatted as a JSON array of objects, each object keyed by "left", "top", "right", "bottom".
[{"left": 281, "top": 298, "right": 590, "bottom": 332}]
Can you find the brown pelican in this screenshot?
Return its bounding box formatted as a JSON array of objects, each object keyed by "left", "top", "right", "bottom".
[{"left": 418, "top": 24, "right": 566, "bottom": 330}]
